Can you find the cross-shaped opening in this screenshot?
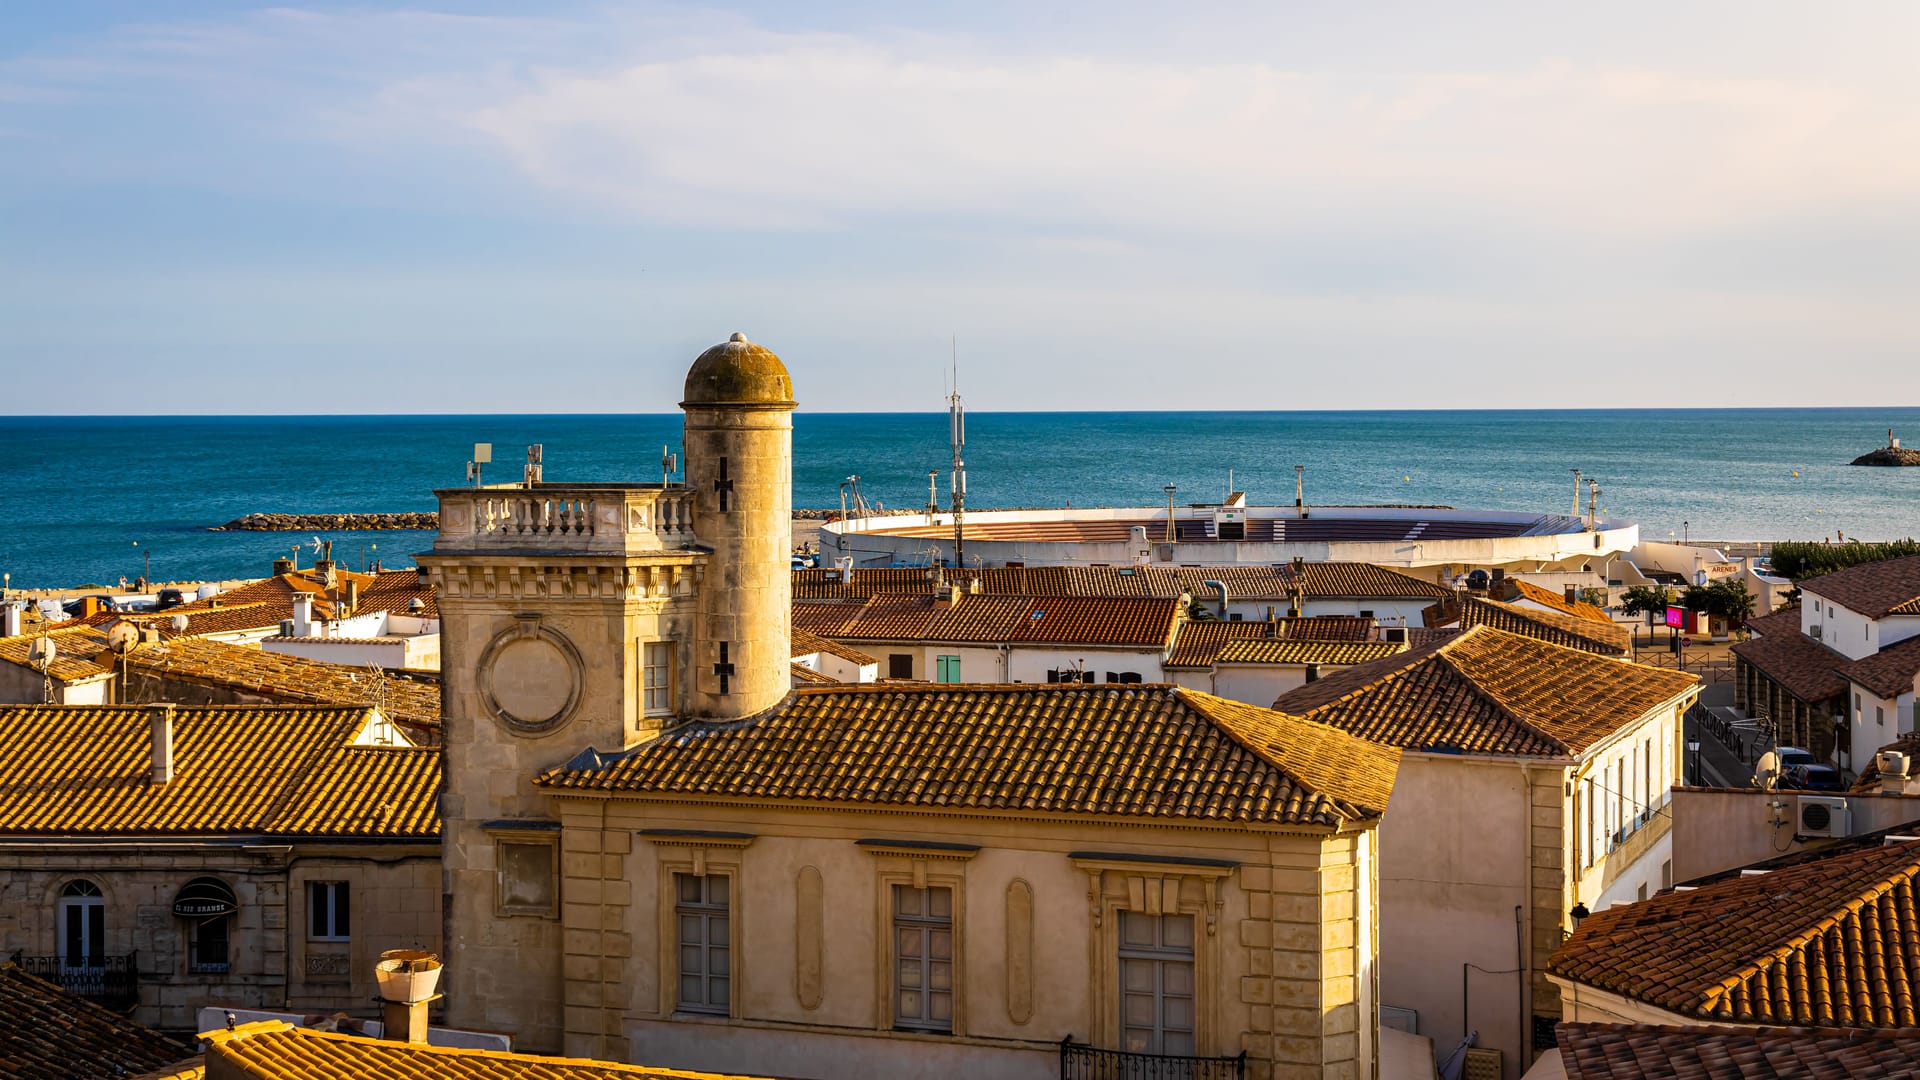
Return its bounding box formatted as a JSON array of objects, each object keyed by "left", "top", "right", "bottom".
[
  {"left": 712, "top": 641, "right": 736, "bottom": 694},
  {"left": 713, "top": 457, "right": 735, "bottom": 512}
]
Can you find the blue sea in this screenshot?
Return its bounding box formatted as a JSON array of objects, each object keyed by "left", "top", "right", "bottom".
[{"left": 3, "top": 409, "right": 1919, "bottom": 590}]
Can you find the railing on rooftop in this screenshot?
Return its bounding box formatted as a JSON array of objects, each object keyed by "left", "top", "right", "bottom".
[
  {"left": 1060, "top": 1037, "right": 1246, "bottom": 1080},
  {"left": 435, "top": 484, "right": 696, "bottom": 553},
  {"left": 9, "top": 951, "right": 140, "bottom": 1010}
]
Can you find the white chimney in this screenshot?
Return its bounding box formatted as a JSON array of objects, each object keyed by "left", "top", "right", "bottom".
[
  {"left": 1, "top": 602, "right": 20, "bottom": 638},
  {"left": 150, "top": 704, "right": 175, "bottom": 785},
  {"left": 291, "top": 593, "right": 314, "bottom": 637},
  {"left": 1880, "top": 751, "right": 1912, "bottom": 797}
]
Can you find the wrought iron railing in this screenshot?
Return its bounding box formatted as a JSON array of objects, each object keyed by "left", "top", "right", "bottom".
[
  {"left": 8, "top": 951, "right": 140, "bottom": 1009},
  {"left": 1060, "top": 1037, "right": 1247, "bottom": 1080}
]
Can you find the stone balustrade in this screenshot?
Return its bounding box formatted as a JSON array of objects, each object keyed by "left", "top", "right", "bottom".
[{"left": 433, "top": 484, "right": 697, "bottom": 555}]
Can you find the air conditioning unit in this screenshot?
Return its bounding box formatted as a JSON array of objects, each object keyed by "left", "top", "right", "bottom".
[{"left": 1797, "top": 795, "right": 1850, "bottom": 838}]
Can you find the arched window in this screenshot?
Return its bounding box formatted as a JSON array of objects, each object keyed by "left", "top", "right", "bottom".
[
  {"left": 173, "top": 877, "right": 238, "bottom": 975},
  {"left": 59, "top": 880, "right": 104, "bottom": 970}
]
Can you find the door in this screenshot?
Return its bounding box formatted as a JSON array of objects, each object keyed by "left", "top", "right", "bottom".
[{"left": 59, "top": 880, "right": 105, "bottom": 971}]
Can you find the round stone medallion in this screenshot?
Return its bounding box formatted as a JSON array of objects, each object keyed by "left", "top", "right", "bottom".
[{"left": 480, "top": 624, "right": 583, "bottom": 734}]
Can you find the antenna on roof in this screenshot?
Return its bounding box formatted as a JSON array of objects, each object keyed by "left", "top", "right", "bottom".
[
  {"left": 948, "top": 334, "right": 967, "bottom": 570},
  {"left": 661, "top": 445, "right": 679, "bottom": 487}
]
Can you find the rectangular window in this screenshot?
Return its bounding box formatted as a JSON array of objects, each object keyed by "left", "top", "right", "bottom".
[
  {"left": 1857, "top": 692, "right": 1864, "bottom": 716},
  {"left": 1643, "top": 739, "right": 1653, "bottom": 816},
  {"left": 1879, "top": 705, "right": 1886, "bottom": 726},
  {"left": 889, "top": 654, "right": 914, "bottom": 680},
  {"left": 674, "top": 874, "right": 730, "bottom": 1015},
  {"left": 498, "top": 840, "right": 558, "bottom": 916},
  {"left": 190, "top": 917, "right": 230, "bottom": 974},
  {"left": 934, "top": 655, "right": 961, "bottom": 683},
  {"left": 643, "top": 641, "right": 674, "bottom": 715},
  {"left": 893, "top": 884, "right": 954, "bottom": 1033},
  {"left": 1119, "top": 911, "right": 1196, "bottom": 1055},
  {"left": 308, "top": 881, "right": 350, "bottom": 941}
]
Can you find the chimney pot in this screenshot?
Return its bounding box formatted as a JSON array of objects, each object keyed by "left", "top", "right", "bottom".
[
  {"left": 1, "top": 602, "right": 19, "bottom": 638},
  {"left": 272, "top": 557, "right": 293, "bottom": 577},
  {"left": 345, "top": 579, "right": 360, "bottom": 612},
  {"left": 149, "top": 704, "right": 175, "bottom": 785}
]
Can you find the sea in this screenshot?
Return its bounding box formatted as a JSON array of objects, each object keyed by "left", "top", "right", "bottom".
[{"left": 3, "top": 408, "right": 1919, "bottom": 591}]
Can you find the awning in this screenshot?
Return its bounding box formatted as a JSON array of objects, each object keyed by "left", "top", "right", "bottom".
[{"left": 172, "top": 877, "right": 238, "bottom": 918}]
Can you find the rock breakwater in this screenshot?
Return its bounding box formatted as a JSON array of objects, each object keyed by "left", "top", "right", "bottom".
[
  {"left": 1850, "top": 447, "right": 1920, "bottom": 466},
  {"left": 211, "top": 512, "right": 439, "bottom": 532}
]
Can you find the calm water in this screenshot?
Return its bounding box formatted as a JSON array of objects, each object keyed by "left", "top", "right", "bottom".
[{"left": 3, "top": 409, "right": 1918, "bottom": 589}]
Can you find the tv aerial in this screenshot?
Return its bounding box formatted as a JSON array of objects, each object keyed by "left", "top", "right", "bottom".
[{"left": 661, "top": 445, "right": 679, "bottom": 486}]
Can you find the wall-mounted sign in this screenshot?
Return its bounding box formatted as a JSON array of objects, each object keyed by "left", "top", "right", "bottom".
[{"left": 172, "top": 877, "right": 238, "bottom": 918}]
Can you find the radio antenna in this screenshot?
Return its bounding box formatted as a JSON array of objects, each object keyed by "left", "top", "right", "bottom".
[{"left": 948, "top": 334, "right": 967, "bottom": 569}]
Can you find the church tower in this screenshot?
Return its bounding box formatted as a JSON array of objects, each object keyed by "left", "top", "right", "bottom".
[{"left": 681, "top": 332, "right": 796, "bottom": 719}]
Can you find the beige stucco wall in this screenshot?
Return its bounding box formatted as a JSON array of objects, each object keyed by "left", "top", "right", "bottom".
[
  {"left": 1669, "top": 787, "right": 1920, "bottom": 883},
  {"left": 0, "top": 842, "right": 438, "bottom": 1032},
  {"left": 528, "top": 795, "right": 1379, "bottom": 1080}
]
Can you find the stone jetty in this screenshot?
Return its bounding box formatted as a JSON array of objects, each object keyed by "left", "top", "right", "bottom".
[
  {"left": 210, "top": 512, "right": 439, "bottom": 532},
  {"left": 1850, "top": 430, "right": 1920, "bottom": 466}
]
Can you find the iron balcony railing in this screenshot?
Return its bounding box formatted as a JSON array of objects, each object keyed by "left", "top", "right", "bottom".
[
  {"left": 1060, "top": 1037, "right": 1247, "bottom": 1080},
  {"left": 9, "top": 951, "right": 141, "bottom": 1009}
]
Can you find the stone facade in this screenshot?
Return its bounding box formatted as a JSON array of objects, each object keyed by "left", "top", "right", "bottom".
[{"left": 0, "top": 841, "right": 439, "bottom": 1032}]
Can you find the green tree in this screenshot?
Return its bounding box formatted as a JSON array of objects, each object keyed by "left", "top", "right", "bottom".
[{"left": 1621, "top": 585, "right": 1673, "bottom": 622}]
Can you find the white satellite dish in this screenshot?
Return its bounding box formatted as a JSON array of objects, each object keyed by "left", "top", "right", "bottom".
[
  {"left": 26, "top": 636, "right": 56, "bottom": 670},
  {"left": 1755, "top": 750, "right": 1781, "bottom": 791},
  {"left": 105, "top": 622, "right": 139, "bottom": 654}
]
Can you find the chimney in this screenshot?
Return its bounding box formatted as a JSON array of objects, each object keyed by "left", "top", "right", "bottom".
[
  {"left": 272, "top": 557, "right": 294, "bottom": 576},
  {"left": 2, "top": 602, "right": 20, "bottom": 638},
  {"left": 416, "top": 566, "right": 430, "bottom": 586},
  {"left": 1880, "top": 751, "right": 1913, "bottom": 797},
  {"left": 80, "top": 596, "right": 102, "bottom": 620},
  {"left": 1304, "top": 663, "right": 1321, "bottom": 683},
  {"left": 950, "top": 584, "right": 963, "bottom": 605},
  {"left": 149, "top": 704, "right": 175, "bottom": 785},
  {"left": 345, "top": 578, "right": 361, "bottom": 613},
  {"left": 314, "top": 559, "right": 337, "bottom": 588},
  {"left": 291, "top": 593, "right": 314, "bottom": 637},
  {"left": 375, "top": 951, "right": 443, "bottom": 1044}
]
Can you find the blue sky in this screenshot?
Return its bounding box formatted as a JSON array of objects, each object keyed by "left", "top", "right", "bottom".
[{"left": 3, "top": 2, "right": 1917, "bottom": 413}]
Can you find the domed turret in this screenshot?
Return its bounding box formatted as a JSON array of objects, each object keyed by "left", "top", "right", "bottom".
[{"left": 682, "top": 332, "right": 795, "bottom": 408}]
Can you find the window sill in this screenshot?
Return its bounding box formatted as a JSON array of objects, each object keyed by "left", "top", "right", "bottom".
[{"left": 636, "top": 1013, "right": 1057, "bottom": 1053}]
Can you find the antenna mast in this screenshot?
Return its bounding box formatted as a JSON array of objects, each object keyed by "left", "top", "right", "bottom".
[{"left": 948, "top": 335, "right": 967, "bottom": 569}]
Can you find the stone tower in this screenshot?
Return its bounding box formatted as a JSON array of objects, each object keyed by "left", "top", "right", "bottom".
[{"left": 681, "top": 332, "right": 796, "bottom": 719}]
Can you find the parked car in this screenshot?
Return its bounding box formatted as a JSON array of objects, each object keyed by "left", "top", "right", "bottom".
[
  {"left": 1775, "top": 746, "right": 1816, "bottom": 770},
  {"left": 153, "top": 588, "right": 186, "bottom": 610},
  {"left": 1784, "top": 763, "right": 1844, "bottom": 792}
]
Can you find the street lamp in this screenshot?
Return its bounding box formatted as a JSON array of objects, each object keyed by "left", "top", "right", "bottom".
[
  {"left": 1688, "top": 739, "right": 1702, "bottom": 786},
  {"left": 1683, "top": 521, "right": 1690, "bottom": 545},
  {"left": 363, "top": 543, "right": 378, "bottom": 573},
  {"left": 132, "top": 540, "right": 149, "bottom": 588}
]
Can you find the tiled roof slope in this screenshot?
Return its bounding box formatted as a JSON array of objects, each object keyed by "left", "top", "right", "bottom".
[
  {"left": 793, "top": 563, "right": 1450, "bottom": 602},
  {"left": 1557, "top": 1023, "right": 1920, "bottom": 1080},
  {"left": 790, "top": 662, "right": 837, "bottom": 685},
  {"left": 540, "top": 683, "right": 1400, "bottom": 828},
  {"left": 1841, "top": 634, "right": 1920, "bottom": 698},
  {"left": 202, "top": 1020, "right": 766, "bottom": 1079},
  {"left": 1801, "top": 555, "right": 1920, "bottom": 619},
  {"left": 1549, "top": 839, "right": 1920, "bottom": 1027},
  {"left": 1215, "top": 639, "right": 1405, "bottom": 666},
  {"left": 124, "top": 638, "right": 442, "bottom": 732},
  {"left": 1510, "top": 578, "right": 1613, "bottom": 623},
  {"left": 0, "top": 625, "right": 116, "bottom": 682},
  {"left": 0, "top": 706, "right": 438, "bottom": 838},
  {"left": 355, "top": 569, "right": 439, "bottom": 618},
  {"left": 0, "top": 963, "right": 193, "bottom": 1080},
  {"left": 789, "top": 593, "right": 1180, "bottom": 648},
  {"left": 1731, "top": 630, "right": 1849, "bottom": 704},
  {"left": 1164, "top": 618, "right": 1377, "bottom": 669},
  {"left": 1460, "top": 597, "right": 1630, "bottom": 656},
  {"left": 1270, "top": 625, "right": 1697, "bottom": 757},
  {"left": 789, "top": 629, "right": 876, "bottom": 665},
  {"left": 1743, "top": 606, "right": 1804, "bottom": 638}
]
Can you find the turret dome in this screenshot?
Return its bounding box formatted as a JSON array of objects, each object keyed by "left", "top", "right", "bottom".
[{"left": 681, "top": 332, "right": 796, "bottom": 408}]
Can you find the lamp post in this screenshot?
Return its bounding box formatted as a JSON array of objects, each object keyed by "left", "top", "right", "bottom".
[
  {"left": 363, "top": 543, "right": 378, "bottom": 573},
  {"left": 1683, "top": 521, "right": 1690, "bottom": 545},
  {"left": 1688, "top": 739, "right": 1702, "bottom": 786},
  {"left": 1163, "top": 484, "right": 1178, "bottom": 543},
  {"left": 133, "top": 540, "right": 149, "bottom": 588}
]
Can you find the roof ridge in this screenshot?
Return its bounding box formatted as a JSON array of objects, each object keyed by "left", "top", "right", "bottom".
[{"left": 1434, "top": 627, "right": 1575, "bottom": 755}]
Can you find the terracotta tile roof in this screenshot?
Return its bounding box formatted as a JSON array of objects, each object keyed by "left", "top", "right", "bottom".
[
  {"left": 1731, "top": 629, "right": 1849, "bottom": 704},
  {"left": 1802, "top": 555, "right": 1920, "bottom": 619},
  {"left": 201, "top": 1020, "right": 766, "bottom": 1079},
  {"left": 790, "top": 662, "right": 838, "bottom": 685},
  {"left": 1510, "top": 578, "right": 1613, "bottom": 623},
  {"left": 789, "top": 629, "right": 876, "bottom": 666},
  {"left": 0, "top": 963, "right": 193, "bottom": 1080},
  {"left": 1556, "top": 1022, "right": 1920, "bottom": 1080},
  {"left": 1549, "top": 839, "right": 1920, "bottom": 1027},
  {"left": 1841, "top": 634, "right": 1920, "bottom": 699},
  {"left": 354, "top": 569, "right": 438, "bottom": 618},
  {"left": 1744, "top": 606, "right": 1804, "bottom": 638},
  {"left": 0, "top": 705, "right": 438, "bottom": 838},
  {"left": 1267, "top": 562, "right": 1453, "bottom": 601},
  {"left": 1405, "top": 627, "right": 1461, "bottom": 648},
  {"left": 1270, "top": 625, "right": 1697, "bottom": 757},
  {"left": 123, "top": 638, "right": 441, "bottom": 733},
  {"left": 539, "top": 683, "right": 1400, "bottom": 828},
  {"left": 1460, "top": 597, "right": 1631, "bottom": 656},
  {"left": 1214, "top": 639, "right": 1406, "bottom": 666},
  {"left": 143, "top": 568, "right": 435, "bottom": 636},
  {"left": 1164, "top": 617, "right": 1377, "bottom": 669},
  {"left": 0, "top": 625, "right": 116, "bottom": 682},
  {"left": 789, "top": 594, "right": 1180, "bottom": 648}
]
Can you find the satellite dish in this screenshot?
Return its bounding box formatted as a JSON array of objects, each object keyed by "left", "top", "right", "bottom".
[
  {"left": 1756, "top": 751, "right": 1781, "bottom": 791},
  {"left": 105, "top": 622, "right": 139, "bottom": 654},
  {"left": 26, "top": 636, "right": 56, "bottom": 670},
  {"left": 169, "top": 613, "right": 190, "bottom": 634}
]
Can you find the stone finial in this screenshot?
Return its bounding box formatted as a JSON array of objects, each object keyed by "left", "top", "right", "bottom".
[{"left": 729, "top": 332, "right": 747, "bottom": 342}]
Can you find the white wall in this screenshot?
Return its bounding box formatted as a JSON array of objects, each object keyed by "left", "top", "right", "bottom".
[
  {"left": 1299, "top": 599, "right": 1429, "bottom": 626},
  {"left": 1848, "top": 681, "right": 1920, "bottom": 767},
  {"left": 262, "top": 637, "right": 411, "bottom": 669}
]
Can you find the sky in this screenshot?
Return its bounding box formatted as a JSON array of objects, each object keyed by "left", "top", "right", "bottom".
[{"left": 2, "top": 2, "right": 1917, "bottom": 413}]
